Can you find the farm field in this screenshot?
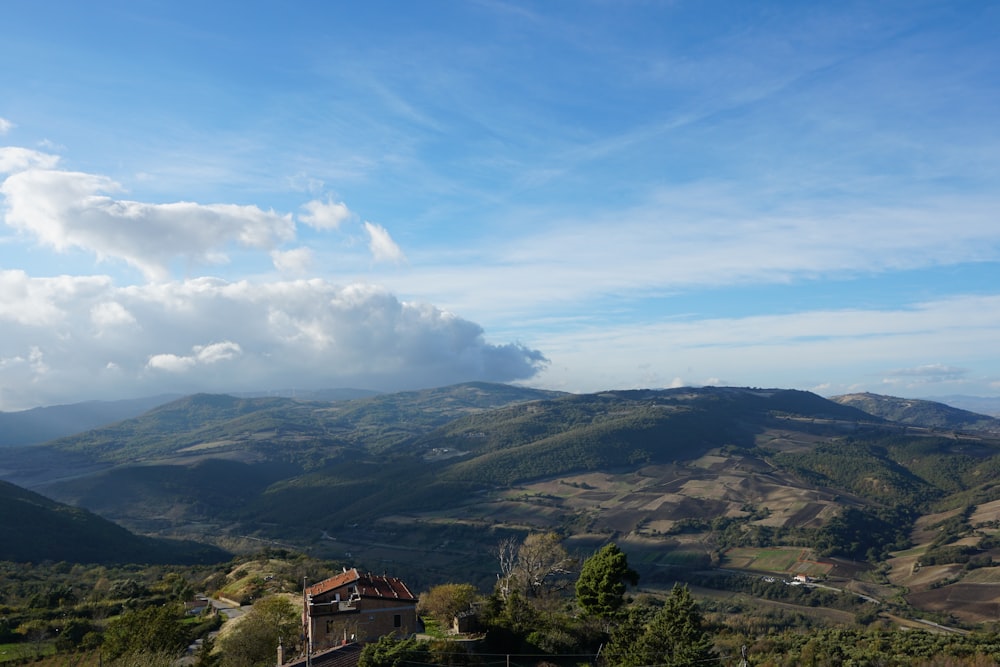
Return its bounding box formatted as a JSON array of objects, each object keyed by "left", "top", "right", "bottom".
[{"left": 723, "top": 547, "right": 834, "bottom": 578}]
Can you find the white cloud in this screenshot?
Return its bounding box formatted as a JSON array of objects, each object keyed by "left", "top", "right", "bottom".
[
  {"left": 146, "top": 352, "right": 196, "bottom": 373},
  {"left": 0, "top": 270, "right": 111, "bottom": 326},
  {"left": 364, "top": 221, "right": 405, "bottom": 263},
  {"left": 0, "top": 118, "right": 12, "bottom": 135},
  {"left": 271, "top": 247, "right": 314, "bottom": 274},
  {"left": 0, "top": 274, "right": 547, "bottom": 410},
  {"left": 300, "top": 198, "right": 354, "bottom": 230},
  {"left": 1, "top": 167, "right": 295, "bottom": 280},
  {"left": 147, "top": 340, "right": 242, "bottom": 373},
  {"left": 90, "top": 301, "right": 138, "bottom": 330},
  {"left": 0, "top": 147, "right": 60, "bottom": 174}
]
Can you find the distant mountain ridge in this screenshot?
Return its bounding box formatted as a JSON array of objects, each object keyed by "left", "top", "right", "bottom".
[
  {"left": 0, "top": 383, "right": 907, "bottom": 539},
  {"left": 0, "top": 479, "right": 228, "bottom": 564},
  {"left": 830, "top": 392, "right": 1000, "bottom": 433},
  {"left": 932, "top": 394, "right": 1000, "bottom": 418},
  {"left": 4, "top": 382, "right": 1000, "bottom": 622},
  {"left": 0, "top": 395, "right": 181, "bottom": 447}
]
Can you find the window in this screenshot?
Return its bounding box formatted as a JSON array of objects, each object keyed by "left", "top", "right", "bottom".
[{"left": 394, "top": 614, "right": 401, "bottom": 628}]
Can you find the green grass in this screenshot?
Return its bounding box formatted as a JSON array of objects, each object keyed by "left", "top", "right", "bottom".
[
  {"left": 4, "top": 650, "right": 103, "bottom": 667},
  {"left": 0, "top": 640, "right": 55, "bottom": 664},
  {"left": 420, "top": 617, "right": 448, "bottom": 638}
]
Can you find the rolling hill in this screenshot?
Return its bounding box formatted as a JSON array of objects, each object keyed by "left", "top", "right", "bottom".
[
  {"left": 0, "top": 394, "right": 179, "bottom": 447},
  {"left": 0, "top": 479, "right": 228, "bottom": 564},
  {"left": 831, "top": 392, "right": 1000, "bottom": 433},
  {"left": 5, "top": 382, "right": 1000, "bottom": 620}
]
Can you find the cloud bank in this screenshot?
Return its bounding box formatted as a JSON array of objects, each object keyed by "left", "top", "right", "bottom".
[
  {"left": 0, "top": 148, "right": 547, "bottom": 409},
  {"left": 0, "top": 272, "right": 547, "bottom": 409}
]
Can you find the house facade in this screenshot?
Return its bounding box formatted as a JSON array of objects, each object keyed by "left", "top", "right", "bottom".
[{"left": 304, "top": 568, "right": 418, "bottom": 651}]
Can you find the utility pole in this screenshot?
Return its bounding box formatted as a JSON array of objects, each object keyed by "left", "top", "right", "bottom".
[{"left": 303, "top": 576, "right": 312, "bottom": 667}]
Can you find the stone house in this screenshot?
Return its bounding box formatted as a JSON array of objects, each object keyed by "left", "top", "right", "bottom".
[{"left": 303, "top": 568, "right": 418, "bottom": 651}]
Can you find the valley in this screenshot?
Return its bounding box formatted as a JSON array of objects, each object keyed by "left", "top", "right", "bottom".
[{"left": 4, "top": 383, "right": 1000, "bottom": 629}]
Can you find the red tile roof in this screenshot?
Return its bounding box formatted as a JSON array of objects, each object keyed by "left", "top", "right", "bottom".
[
  {"left": 306, "top": 568, "right": 361, "bottom": 597},
  {"left": 306, "top": 568, "right": 417, "bottom": 602}
]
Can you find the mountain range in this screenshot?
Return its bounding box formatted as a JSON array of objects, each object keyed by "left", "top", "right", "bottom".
[{"left": 4, "top": 383, "right": 1000, "bottom": 621}]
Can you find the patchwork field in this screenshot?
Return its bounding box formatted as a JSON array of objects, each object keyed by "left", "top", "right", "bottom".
[
  {"left": 723, "top": 547, "right": 834, "bottom": 577},
  {"left": 908, "top": 584, "right": 1000, "bottom": 624},
  {"left": 493, "top": 453, "right": 854, "bottom": 539}
]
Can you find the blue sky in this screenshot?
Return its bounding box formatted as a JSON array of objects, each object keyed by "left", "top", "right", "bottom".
[{"left": 1, "top": 1, "right": 999, "bottom": 410}]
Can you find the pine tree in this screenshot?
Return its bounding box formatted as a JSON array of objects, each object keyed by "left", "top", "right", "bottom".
[
  {"left": 575, "top": 543, "right": 638, "bottom": 618},
  {"left": 628, "top": 585, "right": 719, "bottom": 667}
]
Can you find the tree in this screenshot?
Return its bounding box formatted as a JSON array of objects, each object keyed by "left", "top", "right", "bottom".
[
  {"left": 217, "top": 595, "right": 300, "bottom": 667},
  {"left": 601, "top": 601, "right": 657, "bottom": 667},
  {"left": 418, "top": 583, "right": 478, "bottom": 629},
  {"left": 575, "top": 543, "right": 638, "bottom": 618},
  {"left": 625, "top": 585, "right": 718, "bottom": 667},
  {"left": 495, "top": 533, "right": 576, "bottom": 600},
  {"left": 101, "top": 604, "right": 189, "bottom": 662},
  {"left": 494, "top": 536, "right": 520, "bottom": 600},
  {"left": 358, "top": 634, "right": 430, "bottom": 667},
  {"left": 518, "top": 532, "right": 576, "bottom": 598}
]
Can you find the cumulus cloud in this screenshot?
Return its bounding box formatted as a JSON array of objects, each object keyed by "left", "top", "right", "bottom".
[
  {"left": 364, "top": 221, "right": 406, "bottom": 263},
  {"left": 147, "top": 341, "right": 243, "bottom": 372},
  {"left": 0, "top": 273, "right": 547, "bottom": 409},
  {"left": 300, "top": 198, "right": 354, "bottom": 230},
  {"left": 0, "top": 118, "right": 12, "bottom": 135},
  {"left": 0, "top": 147, "right": 60, "bottom": 174},
  {"left": 1, "top": 167, "right": 295, "bottom": 280}
]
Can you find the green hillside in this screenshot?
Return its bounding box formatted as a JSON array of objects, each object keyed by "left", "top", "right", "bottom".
[
  {"left": 0, "top": 479, "right": 227, "bottom": 564},
  {"left": 7, "top": 382, "right": 1000, "bottom": 616},
  {"left": 831, "top": 392, "right": 1000, "bottom": 433},
  {"left": 16, "top": 383, "right": 1000, "bottom": 536}
]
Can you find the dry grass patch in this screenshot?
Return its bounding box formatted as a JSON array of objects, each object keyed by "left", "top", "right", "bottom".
[
  {"left": 897, "top": 563, "right": 965, "bottom": 592},
  {"left": 907, "top": 584, "right": 1000, "bottom": 624},
  {"left": 961, "top": 566, "right": 1000, "bottom": 583},
  {"left": 972, "top": 499, "right": 1000, "bottom": 526},
  {"left": 910, "top": 507, "right": 966, "bottom": 544}
]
